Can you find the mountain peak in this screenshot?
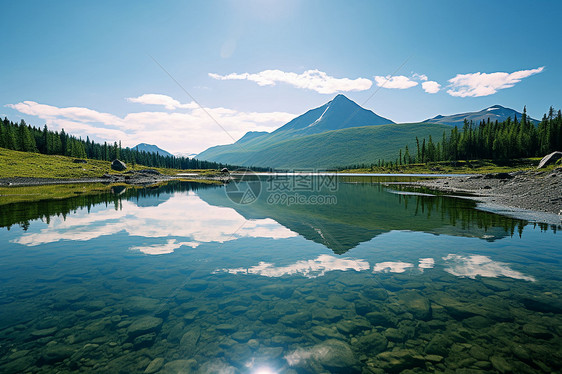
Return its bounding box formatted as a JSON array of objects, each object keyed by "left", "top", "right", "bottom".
[
  {"left": 133, "top": 143, "right": 173, "bottom": 157},
  {"left": 270, "top": 95, "right": 394, "bottom": 136},
  {"left": 423, "top": 105, "right": 537, "bottom": 126}
]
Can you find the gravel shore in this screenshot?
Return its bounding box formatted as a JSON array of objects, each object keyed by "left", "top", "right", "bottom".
[
  {"left": 0, "top": 170, "right": 175, "bottom": 187},
  {"left": 410, "top": 167, "right": 562, "bottom": 224}
]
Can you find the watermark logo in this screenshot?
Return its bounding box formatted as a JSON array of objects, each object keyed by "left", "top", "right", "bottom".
[
  {"left": 225, "top": 169, "right": 262, "bottom": 204},
  {"left": 266, "top": 170, "right": 338, "bottom": 206},
  {"left": 225, "top": 169, "right": 339, "bottom": 206}
]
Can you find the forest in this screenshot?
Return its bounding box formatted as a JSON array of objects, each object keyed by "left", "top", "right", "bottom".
[
  {"left": 0, "top": 117, "right": 264, "bottom": 171},
  {"left": 403, "top": 106, "right": 562, "bottom": 165}
]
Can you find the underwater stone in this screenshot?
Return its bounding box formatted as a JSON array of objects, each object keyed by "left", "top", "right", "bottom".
[
  {"left": 279, "top": 311, "right": 311, "bottom": 326},
  {"left": 31, "top": 326, "right": 57, "bottom": 337},
  {"left": 462, "top": 316, "right": 494, "bottom": 329},
  {"left": 161, "top": 359, "right": 196, "bottom": 374},
  {"left": 384, "top": 328, "right": 405, "bottom": 342},
  {"left": 354, "top": 331, "right": 388, "bottom": 354},
  {"left": 320, "top": 339, "right": 358, "bottom": 369},
  {"left": 312, "top": 308, "right": 343, "bottom": 322},
  {"left": 179, "top": 326, "right": 201, "bottom": 355},
  {"left": 336, "top": 318, "right": 372, "bottom": 335},
  {"left": 215, "top": 324, "right": 237, "bottom": 333},
  {"left": 469, "top": 345, "right": 489, "bottom": 361},
  {"left": 365, "top": 312, "right": 395, "bottom": 327},
  {"left": 397, "top": 291, "right": 432, "bottom": 321},
  {"left": 247, "top": 339, "right": 259, "bottom": 349},
  {"left": 490, "top": 355, "right": 513, "bottom": 373},
  {"left": 39, "top": 344, "right": 75, "bottom": 364},
  {"left": 374, "top": 349, "right": 425, "bottom": 373},
  {"left": 424, "top": 335, "right": 452, "bottom": 356},
  {"left": 144, "top": 357, "right": 164, "bottom": 373},
  {"left": 231, "top": 330, "right": 254, "bottom": 342},
  {"left": 127, "top": 316, "right": 163, "bottom": 337},
  {"left": 522, "top": 323, "right": 553, "bottom": 339},
  {"left": 123, "top": 296, "right": 161, "bottom": 314},
  {"left": 133, "top": 333, "right": 156, "bottom": 348}
]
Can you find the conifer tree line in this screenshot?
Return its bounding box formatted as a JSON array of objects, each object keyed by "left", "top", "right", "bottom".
[
  {"left": 0, "top": 117, "right": 265, "bottom": 170},
  {"left": 401, "top": 106, "right": 561, "bottom": 164}
]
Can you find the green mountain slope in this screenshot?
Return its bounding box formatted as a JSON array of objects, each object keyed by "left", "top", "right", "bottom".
[{"left": 199, "top": 122, "right": 451, "bottom": 169}]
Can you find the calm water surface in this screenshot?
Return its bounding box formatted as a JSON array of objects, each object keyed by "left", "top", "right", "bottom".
[{"left": 0, "top": 177, "right": 560, "bottom": 373}]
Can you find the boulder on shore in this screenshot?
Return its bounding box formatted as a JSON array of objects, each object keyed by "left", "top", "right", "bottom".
[
  {"left": 111, "top": 159, "right": 127, "bottom": 171},
  {"left": 537, "top": 151, "right": 562, "bottom": 169}
]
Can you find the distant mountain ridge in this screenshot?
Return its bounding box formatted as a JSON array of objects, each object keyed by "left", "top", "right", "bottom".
[
  {"left": 133, "top": 143, "right": 173, "bottom": 157},
  {"left": 422, "top": 105, "right": 538, "bottom": 126},
  {"left": 196, "top": 96, "right": 537, "bottom": 169}
]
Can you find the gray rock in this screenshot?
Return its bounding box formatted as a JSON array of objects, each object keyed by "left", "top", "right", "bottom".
[
  {"left": 490, "top": 355, "right": 513, "bottom": 373},
  {"left": 180, "top": 326, "right": 201, "bottom": 355},
  {"left": 397, "top": 291, "right": 432, "bottom": 321},
  {"left": 537, "top": 151, "right": 562, "bottom": 169},
  {"left": 522, "top": 323, "right": 553, "bottom": 339},
  {"left": 144, "top": 357, "right": 165, "bottom": 373},
  {"left": 133, "top": 332, "right": 156, "bottom": 348},
  {"left": 354, "top": 331, "right": 388, "bottom": 354},
  {"left": 374, "top": 349, "right": 425, "bottom": 372},
  {"left": 40, "top": 344, "right": 74, "bottom": 364},
  {"left": 161, "top": 359, "right": 196, "bottom": 374},
  {"left": 365, "top": 312, "right": 395, "bottom": 327},
  {"left": 111, "top": 159, "right": 127, "bottom": 171},
  {"left": 127, "top": 316, "right": 163, "bottom": 337},
  {"left": 31, "top": 326, "right": 57, "bottom": 337}
]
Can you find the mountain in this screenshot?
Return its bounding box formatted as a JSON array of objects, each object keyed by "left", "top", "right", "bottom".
[
  {"left": 197, "top": 97, "right": 536, "bottom": 169},
  {"left": 197, "top": 95, "right": 444, "bottom": 169},
  {"left": 422, "top": 105, "right": 538, "bottom": 126},
  {"left": 133, "top": 143, "right": 173, "bottom": 157},
  {"left": 270, "top": 94, "right": 394, "bottom": 137}
]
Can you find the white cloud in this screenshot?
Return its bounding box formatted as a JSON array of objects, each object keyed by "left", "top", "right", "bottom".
[
  {"left": 446, "top": 66, "right": 544, "bottom": 97},
  {"left": 209, "top": 69, "right": 372, "bottom": 94},
  {"left": 413, "top": 73, "right": 428, "bottom": 81},
  {"left": 6, "top": 96, "right": 295, "bottom": 154},
  {"left": 215, "top": 254, "right": 369, "bottom": 278},
  {"left": 442, "top": 254, "right": 535, "bottom": 281},
  {"left": 12, "top": 193, "right": 298, "bottom": 248},
  {"left": 130, "top": 239, "right": 199, "bottom": 255},
  {"left": 126, "top": 94, "right": 198, "bottom": 110},
  {"left": 418, "top": 258, "right": 435, "bottom": 271},
  {"left": 422, "top": 81, "right": 441, "bottom": 94},
  {"left": 374, "top": 75, "right": 418, "bottom": 89},
  {"left": 373, "top": 261, "right": 414, "bottom": 273}
]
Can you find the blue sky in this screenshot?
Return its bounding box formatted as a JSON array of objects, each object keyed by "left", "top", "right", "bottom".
[{"left": 1, "top": 0, "right": 560, "bottom": 154}]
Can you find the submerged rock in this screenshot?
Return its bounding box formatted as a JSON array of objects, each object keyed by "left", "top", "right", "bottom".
[
  {"left": 180, "top": 326, "right": 201, "bottom": 355},
  {"left": 161, "top": 359, "right": 196, "bottom": 374},
  {"left": 374, "top": 349, "right": 425, "bottom": 373},
  {"left": 127, "top": 316, "right": 163, "bottom": 337},
  {"left": 397, "top": 291, "right": 432, "bottom": 321},
  {"left": 354, "top": 331, "right": 388, "bottom": 354},
  {"left": 285, "top": 339, "right": 358, "bottom": 371},
  {"left": 144, "top": 357, "right": 164, "bottom": 373}
]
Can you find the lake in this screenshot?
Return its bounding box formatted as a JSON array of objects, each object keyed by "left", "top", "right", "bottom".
[{"left": 0, "top": 175, "right": 560, "bottom": 373}]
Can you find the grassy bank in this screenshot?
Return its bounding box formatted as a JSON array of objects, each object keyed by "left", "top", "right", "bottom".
[
  {"left": 339, "top": 158, "right": 552, "bottom": 174},
  {"left": 0, "top": 147, "right": 215, "bottom": 179}
]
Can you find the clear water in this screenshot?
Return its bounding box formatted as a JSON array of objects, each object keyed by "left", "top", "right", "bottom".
[{"left": 0, "top": 178, "right": 560, "bottom": 373}]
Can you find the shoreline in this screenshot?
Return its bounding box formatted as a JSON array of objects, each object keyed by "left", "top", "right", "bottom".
[
  {"left": 400, "top": 167, "right": 562, "bottom": 225},
  {"left": 0, "top": 171, "right": 230, "bottom": 187}
]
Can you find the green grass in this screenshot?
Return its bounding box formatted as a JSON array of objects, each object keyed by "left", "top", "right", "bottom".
[
  {"left": 340, "top": 158, "right": 560, "bottom": 174},
  {"left": 197, "top": 122, "right": 453, "bottom": 169},
  {"left": 0, "top": 147, "right": 216, "bottom": 179},
  {"left": 0, "top": 183, "right": 131, "bottom": 205}
]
